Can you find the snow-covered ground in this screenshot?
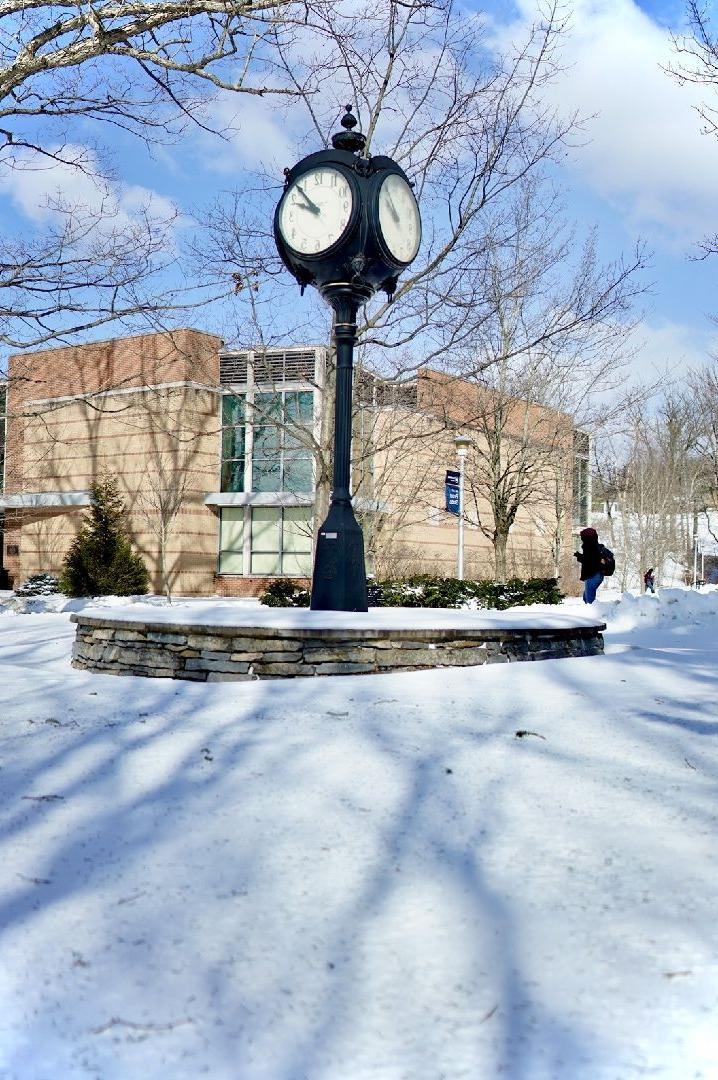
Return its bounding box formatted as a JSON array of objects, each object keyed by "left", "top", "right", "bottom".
[{"left": 0, "top": 588, "right": 717, "bottom": 1079}]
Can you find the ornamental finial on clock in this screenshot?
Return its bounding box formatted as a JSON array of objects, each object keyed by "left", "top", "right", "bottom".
[{"left": 331, "top": 105, "right": 365, "bottom": 154}]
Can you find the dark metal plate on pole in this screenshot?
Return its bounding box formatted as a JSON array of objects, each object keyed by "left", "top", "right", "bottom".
[{"left": 310, "top": 502, "right": 368, "bottom": 611}]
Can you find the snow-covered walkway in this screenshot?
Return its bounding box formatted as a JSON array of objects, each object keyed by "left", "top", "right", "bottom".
[{"left": 0, "top": 589, "right": 716, "bottom": 1078}]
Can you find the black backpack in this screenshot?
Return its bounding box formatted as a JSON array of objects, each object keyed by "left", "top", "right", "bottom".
[{"left": 598, "top": 544, "right": 615, "bottom": 577}]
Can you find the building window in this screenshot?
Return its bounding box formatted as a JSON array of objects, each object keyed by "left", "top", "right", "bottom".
[
  {"left": 252, "top": 391, "right": 314, "bottom": 494},
  {"left": 220, "top": 390, "right": 314, "bottom": 494},
  {"left": 218, "top": 507, "right": 245, "bottom": 574},
  {"left": 220, "top": 394, "right": 246, "bottom": 493},
  {"left": 219, "top": 506, "right": 313, "bottom": 577}
]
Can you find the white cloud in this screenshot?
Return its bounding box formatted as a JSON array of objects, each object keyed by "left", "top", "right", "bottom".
[
  {"left": 625, "top": 316, "right": 718, "bottom": 382},
  {"left": 0, "top": 145, "right": 179, "bottom": 232},
  {"left": 200, "top": 94, "right": 301, "bottom": 175},
  {"left": 492, "top": 0, "right": 718, "bottom": 245}
]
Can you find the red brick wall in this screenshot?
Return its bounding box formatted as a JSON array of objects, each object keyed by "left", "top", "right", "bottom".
[
  {"left": 214, "top": 576, "right": 311, "bottom": 598},
  {"left": 7, "top": 328, "right": 221, "bottom": 413}
]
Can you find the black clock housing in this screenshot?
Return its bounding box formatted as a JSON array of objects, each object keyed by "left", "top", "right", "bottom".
[{"left": 274, "top": 147, "right": 420, "bottom": 300}]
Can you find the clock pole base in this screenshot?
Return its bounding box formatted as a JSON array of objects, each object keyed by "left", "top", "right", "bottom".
[{"left": 310, "top": 501, "right": 368, "bottom": 612}]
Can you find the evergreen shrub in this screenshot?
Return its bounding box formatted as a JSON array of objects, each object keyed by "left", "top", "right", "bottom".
[
  {"left": 60, "top": 477, "right": 149, "bottom": 597},
  {"left": 260, "top": 574, "right": 564, "bottom": 609},
  {"left": 259, "top": 579, "right": 311, "bottom": 607},
  {"left": 15, "top": 573, "right": 61, "bottom": 596},
  {"left": 371, "top": 575, "right": 563, "bottom": 609}
]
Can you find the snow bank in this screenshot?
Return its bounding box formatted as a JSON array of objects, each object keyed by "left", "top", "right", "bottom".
[
  {"left": 0, "top": 594, "right": 262, "bottom": 617},
  {"left": 589, "top": 586, "right": 718, "bottom": 634},
  {"left": 1, "top": 590, "right": 718, "bottom": 1076},
  {"left": 4, "top": 587, "right": 718, "bottom": 634}
]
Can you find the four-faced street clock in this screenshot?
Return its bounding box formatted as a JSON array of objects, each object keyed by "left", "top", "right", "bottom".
[
  {"left": 274, "top": 106, "right": 422, "bottom": 612},
  {"left": 274, "top": 108, "right": 421, "bottom": 298}
]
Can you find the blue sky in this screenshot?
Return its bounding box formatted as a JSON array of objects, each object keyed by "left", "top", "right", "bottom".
[
  {"left": 2, "top": 0, "right": 717, "bottom": 385},
  {"left": 479, "top": 0, "right": 718, "bottom": 382}
]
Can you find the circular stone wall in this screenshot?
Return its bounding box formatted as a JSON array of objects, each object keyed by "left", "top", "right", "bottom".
[{"left": 70, "top": 613, "right": 605, "bottom": 682}]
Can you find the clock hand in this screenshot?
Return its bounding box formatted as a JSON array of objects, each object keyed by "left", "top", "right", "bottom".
[
  {"left": 386, "top": 194, "right": 400, "bottom": 223},
  {"left": 296, "top": 184, "right": 320, "bottom": 215}
]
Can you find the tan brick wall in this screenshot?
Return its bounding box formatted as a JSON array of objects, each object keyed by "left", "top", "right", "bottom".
[
  {"left": 4, "top": 330, "right": 224, "bottom": 594},
  {"left": 3, "top": 329, "right": 578, "bottom": 595},
  {"left": 14, "top": 385, "right": 221, "bottom": 594},
  {"left": 363, "top": 404, "right": 570, "bottom": 580}
]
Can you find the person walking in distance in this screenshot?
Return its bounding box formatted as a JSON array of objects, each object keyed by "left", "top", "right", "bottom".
[
  {"left": 574, "top": 527, "right": 609, "bottom": 604},
  {"left": 644, "top": 568, "right": 656, "bottom": 594}
]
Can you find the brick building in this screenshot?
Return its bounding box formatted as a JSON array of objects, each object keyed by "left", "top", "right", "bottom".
[{"left": 0, "top": 329, "right": 587, "bottom": 595}]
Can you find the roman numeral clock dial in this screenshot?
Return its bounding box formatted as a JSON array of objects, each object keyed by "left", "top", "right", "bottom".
[
  {"left": 278, "top": 167, "right": 354, "bottom": 255},
  {"left": 377, "top": 173, "right": 421, "bottom": 264}
]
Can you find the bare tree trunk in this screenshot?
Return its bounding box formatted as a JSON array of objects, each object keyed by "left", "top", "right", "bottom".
[{"left": 494, "top": 531, "right": 508, "bottom": 581}]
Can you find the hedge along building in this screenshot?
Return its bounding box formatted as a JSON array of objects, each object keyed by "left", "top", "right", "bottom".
[{"left": 0, "top": 329, "right": 589, "bottom": 595}]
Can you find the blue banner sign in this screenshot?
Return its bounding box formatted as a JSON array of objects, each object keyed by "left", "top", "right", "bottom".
[
  {"left": 445, "top": 469, "right": 460, "bottom": 487},
  {"left": 445, "top": 484, "right": 460, "bottom": 513}
]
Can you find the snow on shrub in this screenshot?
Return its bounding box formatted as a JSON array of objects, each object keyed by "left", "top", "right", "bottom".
[{"left": 15, "top": 573, "right": 61, "bottom": 596}]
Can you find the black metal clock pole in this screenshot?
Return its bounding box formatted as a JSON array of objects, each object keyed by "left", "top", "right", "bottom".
[
  {"left": 273, "top": 105, "right": 421, "bottom": 613},
  {"left": 310, "top": 282, "right": 372, "bottom": 611}
]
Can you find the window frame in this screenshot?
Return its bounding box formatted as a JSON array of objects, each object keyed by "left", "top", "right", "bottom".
[
  {"left": 219, "top": 505, "right": 313, "bottom": 578},
  {"left": 250, "top": 389, "right": 314, "bottom": 495},
  {"left": 220, "top": 387, "right": 315, "bottom": 496}
]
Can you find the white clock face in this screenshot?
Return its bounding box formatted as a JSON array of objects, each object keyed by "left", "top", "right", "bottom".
[
  {"left": 279, "top": 167, "right": 354, "bottom": 255},
  {"left": 377, "top": 173, "right": 421, "bottom": 263}
]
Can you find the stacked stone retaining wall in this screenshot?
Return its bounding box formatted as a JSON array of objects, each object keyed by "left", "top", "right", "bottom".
[{"left": 70, "top": 614, "right": 605, "bottom": 681}]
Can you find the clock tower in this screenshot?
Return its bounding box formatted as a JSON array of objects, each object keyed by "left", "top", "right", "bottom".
[{"left": 274, "top": 107, "right": 422, "bottom": 611}]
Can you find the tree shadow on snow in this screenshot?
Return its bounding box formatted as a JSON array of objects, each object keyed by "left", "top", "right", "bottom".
[{"left": 0, "top": 620, "right": 715, "bottom": 1078}]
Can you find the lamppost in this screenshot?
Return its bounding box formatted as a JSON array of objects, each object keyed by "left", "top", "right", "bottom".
[
  {"left": 455, "top": 434, "right": 471, "bottom": 580},
  {"left": 274, "top": 106, "right": 421, "bottom": 611}
]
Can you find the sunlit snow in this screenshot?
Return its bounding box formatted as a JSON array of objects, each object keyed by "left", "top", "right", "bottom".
[{"left": 0, "top": 587, "right": 716, "bottom": 1079}]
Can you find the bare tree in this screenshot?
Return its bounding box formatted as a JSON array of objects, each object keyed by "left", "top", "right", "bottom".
[
  {"left": 199, "top": 0, "right": 582, "bottom": 364},
  {"left": 405, "top": 177, "right": 647, "bottom": 580},
  {"left": 0, "top": 0, "right": 307, "bottom": 355},
  {"left": 667, "top": 2, "right": 718, "bottom": 255},
  {"left": 1, "top": 0, "right": 299, "bottom": 161},
  {"left": 592, "top": 387, "right": 705, "bottom": 588},
  {"left": 195, "top": 1, "right": 646, "bottom": 564},
  {"left": 688, "top": 361, "right": 718, "bottom": 516}
]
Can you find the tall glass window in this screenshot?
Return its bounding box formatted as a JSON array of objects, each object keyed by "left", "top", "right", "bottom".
[
  {"left": 220, "top": 390, "right": 314, "bottom": 494},
  {"left": 252, "top": 391, "right": 314, "bottom": 493},
  {"left": 250, "top": 506, "right": 313, "bottom": 576},
  {"left": 218, "top": 508, "right": 244, "bottom": 574},
  {"left": 219, "top": 506, "right": 313, "bottom": 577},
  {"left": 220, "top": 394, "right": 246, "bottom": 493}
]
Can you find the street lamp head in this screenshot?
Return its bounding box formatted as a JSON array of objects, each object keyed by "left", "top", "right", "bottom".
[{"left": 455, "top": 434, "right": 472, "bottom": 456}]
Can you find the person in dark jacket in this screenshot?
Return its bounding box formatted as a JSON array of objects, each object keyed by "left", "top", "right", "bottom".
[
  {"left": 644, "top": 568, "right": 656, "bottom": 594},
  {"left": 574, "top": 527, "right": 604, "bottom": 604}
]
